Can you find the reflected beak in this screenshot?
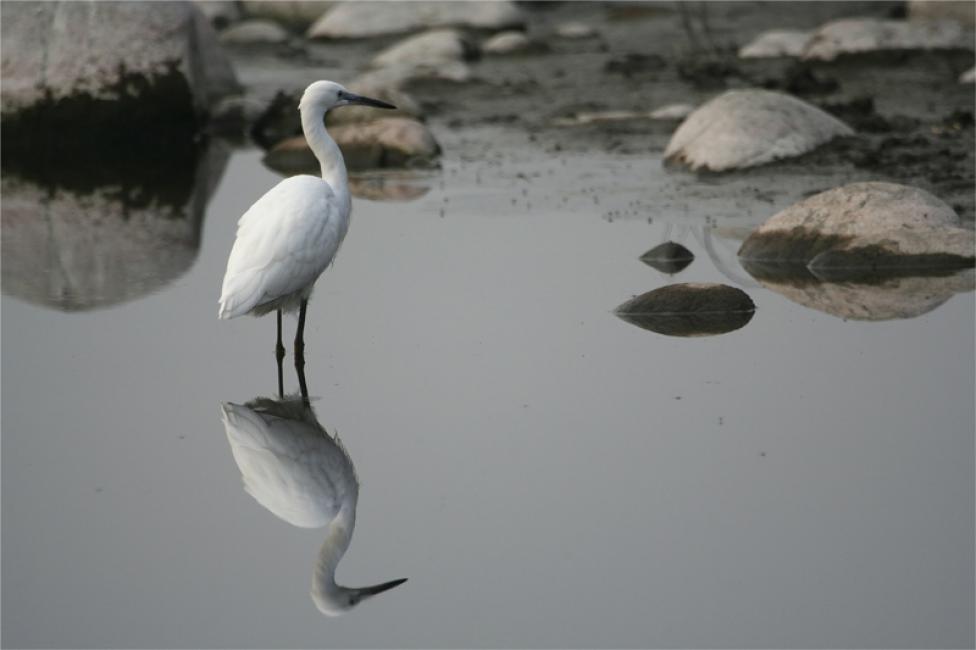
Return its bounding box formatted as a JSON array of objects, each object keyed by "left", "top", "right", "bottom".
[
  {"left": 343, "top": 92, "right": 397, "bottom": 110},
  {"left": 359, "top": 577, "right": 408, "bottom": 598}
]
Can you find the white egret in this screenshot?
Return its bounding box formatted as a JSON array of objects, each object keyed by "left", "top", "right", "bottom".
[
  {"left": 217, "top": 80, "right": 396, "bottom": 363},
  {"left": 221, "top": 396, "right": 407, "bottom": 616}
]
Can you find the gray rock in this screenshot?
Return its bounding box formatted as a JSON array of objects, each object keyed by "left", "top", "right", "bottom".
[
  {"left": 263, "top": 118, "right": 440, "bottom": 172},
  {"left": 615, "top": 283, "right": 756, "bottom": 337},
  {"left": 738, "top": 182, "right": 976, "bottom": 271},
  {"left": 219, "top": 18, "right": 291, "bottom": 44},
  {"left": 483, "top": 30, "right": 532, "bottom": 55},
  {"left": 353, "top": 60, "right": 473, "bottom": 89},
  {"left": 241, "top": 1, "right": 334, "bottom": 30},
  {"left": 640, "top": 242, "right": 695, "bottom": 274},
  {"left": 1, "top": 1, "right": 239, "bottom": 116},
  {"left": 960, "top": 66, "right": 976, "bottom": 83},
  {"left": 738, "top": 29, "right": 812, "bottom": 58},
  {"left": 372, "top": 29, "right": 473, "bottom": 68},
  {"left": 307, "top": 1, "right": 525, "bottom": 39},
  {"left": 802, "top": 17, "right": 972, "bottom": 61},
  {"left": 664, "top": 89, "right": 853, "bottom": 172}
]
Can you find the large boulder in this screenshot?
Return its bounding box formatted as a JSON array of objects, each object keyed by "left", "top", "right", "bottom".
[
  {"left": 1, "top": 1, "right": 239, "bottom": 117},
  {"left": 802, "top": 17, "right": 972, "bottom": 61},
  {"left": 664, "top": 89, "right": 853, "bottom": 172},
  {"left": 614, "top": 283, "right": 756, "bottom": 337},
  {"left": 307, "top": 1, "right": 525, "bottom": 39},
  {"left": 738, "top": 182, "right": 976, "bottom": 272}
]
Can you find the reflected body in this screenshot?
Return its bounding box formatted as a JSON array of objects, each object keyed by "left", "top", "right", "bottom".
[
  {"left": 217, "top": 81, "right": 395, "bottom": 367},
  {"left": 221, "top": 395, "right": 406, "bottom": 615}
]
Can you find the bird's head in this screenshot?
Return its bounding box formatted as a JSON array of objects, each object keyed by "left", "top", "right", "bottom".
[
  {"left": 312, "top": 578, "right": 408, "bottom": 616},
  {"left": 299, "top": 80, "right": 397, "bottom": 113}
]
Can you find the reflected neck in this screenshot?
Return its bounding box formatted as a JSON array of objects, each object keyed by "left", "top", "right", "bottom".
[
  {"left": 301, "top": 107, "right": 349, "bottom": 207},
  {"left": 312, "top": 506, "right": 357, "bottom": 594}
]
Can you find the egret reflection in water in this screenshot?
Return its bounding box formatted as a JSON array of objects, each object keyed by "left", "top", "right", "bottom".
[{"left": 220, "top": 360, "right": 406, "bottom": 616}]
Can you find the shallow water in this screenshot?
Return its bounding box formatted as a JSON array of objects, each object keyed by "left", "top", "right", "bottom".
[{"left": 2, "top": 147, "right": 974, "bottom": 648}]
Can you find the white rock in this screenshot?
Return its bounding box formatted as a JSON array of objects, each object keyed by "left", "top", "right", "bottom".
[
  {"left": 372, "top": 29, "right": 469, "bottom": 68},
  {"left": 664, "top": 89, "right": 853, "bottom": 172},
  {"left": 241, "top": 1, "right": 333, "bottom": 30},
  {"left": 802, "top": 17, "right": 971, "bottom": 61},
  {"left": 649, "top": 103, "right": 696, "bottom": 120},
  {"left": 308, "top": 1, "right": 524, "bottom": 39},
  {"left": 738, "top": 182, "right": 976, "bottom": 267},
  {"left": 1, "top": 1, "right": 239, "bottom": 115},
  {"left": 194, "top": 0, "right": 241, "bottom": 29},
  {"left": 219, "top": 19, "right": 291, "bottom": 44},
  {"left": 908, "top": 0, "right": 975, "bottom": 27},
  {"left": 354, "top": 61, "right": 472, "bottom": 89},
  {"left": 483, "top": 30, "right": 532, "bottom": 54},
  {"left": 555, "top": 21, "right": 596, "bottom": 39},
  {"left": 960, "top": 66, "right": 976, "bottom": 82},
  {"left": 738, "top": 29, "right": 812, "bottom": 58}
]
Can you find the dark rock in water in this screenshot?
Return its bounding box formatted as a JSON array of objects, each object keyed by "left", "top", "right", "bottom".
[
  {"left": 763, "top": 63, "right": 839, "bottom": 96},
  {"left": 604, "top": 53, "right": 667, "bottom": 76},
  {"left": 614, "top": 283, "right": 756, "bottom": 337},
  {"left": 640, "top": 242, "right": 695, "bottom": 274},
  {"left": 738, "top": 182, "right": 976, "bottom": 272}
]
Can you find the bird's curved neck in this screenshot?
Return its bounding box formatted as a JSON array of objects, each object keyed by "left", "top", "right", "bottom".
[
  {"left": 301, "top": 106, "right": 349, "bottom": 206},
  {"left": 313, "top": 505, "right": 357, "bottom": 593}
]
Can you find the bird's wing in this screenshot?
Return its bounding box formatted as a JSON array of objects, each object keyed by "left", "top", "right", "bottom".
[
  {"left": 218, "top": 176, "right": 347, "bottom": 319},
  {"left": 221, "top": 402, "right": 354, "bottom": 528}
]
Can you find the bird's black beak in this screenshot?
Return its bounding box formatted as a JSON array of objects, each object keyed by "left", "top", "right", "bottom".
[
  {"left": 358, "top": 577, "right": 408, "bottom": 597},
  {"left": 341, "top": 91, "right": 397, "bottom": 110}
]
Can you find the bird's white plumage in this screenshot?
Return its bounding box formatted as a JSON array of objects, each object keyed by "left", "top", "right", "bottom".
[
  {"left": 221, "top": 399, "right": 357, "bottom": 528},
  {"left": 218, "top": 175, "right": 349, "bottom": 319}
]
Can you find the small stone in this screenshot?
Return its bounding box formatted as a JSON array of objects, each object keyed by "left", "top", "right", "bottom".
[
  {"left": 371, "top": 29, "right": 473, "bottom": 68},
  {"left": 555, "top": 21, "right": 596, "bottom": 39},
  {"left": 308, "top": 1, "right": 525, "bottom": 40},
  {"left": 802, "top": 17, "right": 970, "bottom": 61},
  {"left": 263, "top": 118, "right": 440, "bottom": 173},
  {"left": 664, "top": 89, "right": 853, "bottom": 172},
  {"left": 738, "top": 182, "right": 976, "bottom": 271},
  {"left": 960, "top": 66, "right": 976, "bottom": 83},
  {"left": 241, "top": 1, "right": 334, "bottom": 31},
  {"left": 615, "top": 283, "right": 756, "bottom": 337},
  {"left": 483, "top": 30, "right": 532, "bottom": 55},
  {"left": 640, "top": 242, "right": 695, "bottom": 274},
  {"left": 738, "top": 29, "right": 812, "bottom": 58},
  {"left": 649, "top": 103, "right": 696, "bottom": 120},
  {"left": 219, "top": 19, "right": 291, "bottom": 44}
]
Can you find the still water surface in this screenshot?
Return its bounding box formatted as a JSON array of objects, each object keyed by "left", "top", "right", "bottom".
[{"left": 2, "top": 148, "right": 973, "bottom": 648}]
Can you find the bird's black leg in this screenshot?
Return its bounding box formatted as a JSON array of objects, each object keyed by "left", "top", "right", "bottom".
[
  {"left": 276, "top": 309, "right": 285, "bottom": 397},
  {"left": 295, "top": 299, "right": 308, "bottom": 360},
  {"left": 295, "top": 299, "right": 309, "bottom": 407}
]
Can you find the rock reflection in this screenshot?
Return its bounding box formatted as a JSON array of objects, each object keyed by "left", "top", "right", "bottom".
[
  {"left": 220, "top": 363, "right": 406, "bottom": 616},
  {"left": 0, "top": 143, "right": 229, "bottom": 311},
  {"left": 743, "top": 262, "right": 975, "bottom": 321},
  {"left": 615, "top": 283, "right": 756, "bottom": 337}
]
